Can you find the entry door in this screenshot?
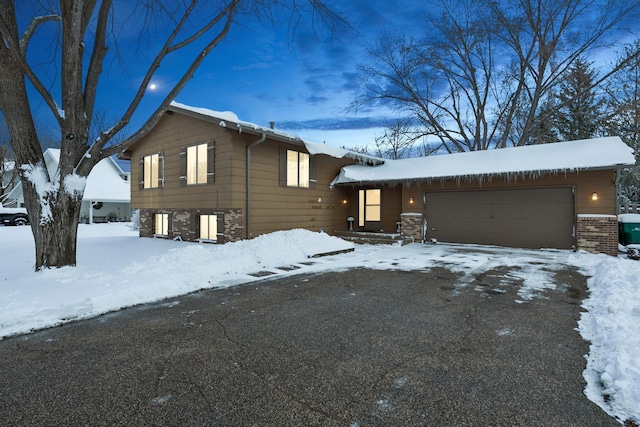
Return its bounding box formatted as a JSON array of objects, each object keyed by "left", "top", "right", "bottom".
[{"left": 358, "top": 189, "right": 381, "bottom": 231}]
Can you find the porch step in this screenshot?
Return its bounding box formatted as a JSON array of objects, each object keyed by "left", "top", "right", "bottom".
[{"left": 333, "top": 231, "right": 414, "bottom": 246}]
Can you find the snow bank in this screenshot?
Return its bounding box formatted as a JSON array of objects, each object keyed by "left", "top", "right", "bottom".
[
  {"left": 0, "top": 227, "right": 352, "bottom": 339},
  {"left": 577, "top": 257, "right": 640, "bottom": 425}
]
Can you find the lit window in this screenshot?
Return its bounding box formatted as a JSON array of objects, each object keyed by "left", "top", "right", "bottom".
[
  {"left": 359, "top": 189, "right": 381, "bottom": 227},
  {"left": 286, "top": 150, "right": 310, "bottom": 188},
  {"left": 181, "top": 142, "right": 213, "bottom": 186},
  {"left": 187, "top": 143, "right": 208, "bottom": 185},
  {"left": 155, "top": 213, "right": 169, "bottom": 236},
  {"left": 142, "top": 153, "right": 163, "bottom": 189},
  {"left": 199, "top": 214, "right": 218, "bottom": 241}
]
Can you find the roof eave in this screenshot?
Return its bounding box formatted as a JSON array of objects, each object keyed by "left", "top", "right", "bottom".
[
  {"left": 168, "top": 103, "right": 307, "bottom": 147},
  {"left": 334, "top": 164, "right": 634, "bottom": 186}
]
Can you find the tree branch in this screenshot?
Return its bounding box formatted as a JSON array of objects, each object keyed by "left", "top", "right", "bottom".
[{"left": 98, "top": 1, "right": 239, "bottom": 160}]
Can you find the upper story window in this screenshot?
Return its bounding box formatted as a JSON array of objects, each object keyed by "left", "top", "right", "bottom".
[
  {"left": 140, "top": 152, "right": 164, "bottom": 189},
  {"left": 280, "top": 148, "right": 316, "bottom": 189},
  {"left": 181, "top": 141, "right": 214, "bottom": 186},
  {"left": 287, "top": 150, "right": 310, "bottom": 187}
]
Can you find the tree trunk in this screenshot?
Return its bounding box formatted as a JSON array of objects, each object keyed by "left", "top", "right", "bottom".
[
  {"left": 0, "top": 1, "right": 83, "bottom": 270},
  {"left": 31, "top": 191, "right": 83, "bottom": 269}
]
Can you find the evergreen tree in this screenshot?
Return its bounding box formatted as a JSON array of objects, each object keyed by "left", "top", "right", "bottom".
[{"left": 553, "top": 58, "right": 606, "bottom": 141}]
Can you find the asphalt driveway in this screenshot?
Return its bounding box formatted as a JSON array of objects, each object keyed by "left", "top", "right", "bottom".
[{"left": 0, "top": 266, "right": 616, "bottom": 426}]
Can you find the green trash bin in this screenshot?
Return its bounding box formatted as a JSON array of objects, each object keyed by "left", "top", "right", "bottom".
[{"left": 618, "top": 214, "right": 640, "bottom": 245}]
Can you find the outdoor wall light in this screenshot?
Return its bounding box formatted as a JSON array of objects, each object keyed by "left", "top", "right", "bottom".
[
  {"left": 591, "top": 192, "right": 599, "bottom": 201},
  {"left": 342, "top": 198, "right": 348, "bottom": 204},
  {"left": 409, "top": 197, "right": 415, "bottom": 204}
]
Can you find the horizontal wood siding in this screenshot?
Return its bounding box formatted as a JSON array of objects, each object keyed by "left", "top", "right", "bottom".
[
  {"left": 129, "top": 113, "right": 238, "bottom": 210},
  {"left": 397, "top": 170, "right": 616, "bottom": 215},
  {"left": 247, "top": 141, "right": 353, "bottom": 238}
]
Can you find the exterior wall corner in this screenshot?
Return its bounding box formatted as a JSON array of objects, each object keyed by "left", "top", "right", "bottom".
[
  {"left": 576, "top": 215, "right": 618, "bottom": 257},
  {"left": 401, "top": 212, "right": 423, "bottom": 243}
]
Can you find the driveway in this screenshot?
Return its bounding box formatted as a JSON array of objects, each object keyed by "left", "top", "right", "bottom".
[{"left": 0, "top": 265, "right": 615, "bottom": 426}]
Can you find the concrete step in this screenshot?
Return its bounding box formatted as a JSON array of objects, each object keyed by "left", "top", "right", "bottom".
[{"left": 333, "top": 231, "right": 414, "bottom": 246}]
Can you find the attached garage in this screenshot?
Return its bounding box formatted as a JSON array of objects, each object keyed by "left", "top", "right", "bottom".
[
  {"left": 424, "top": 187, "right": 575, "bottom": 249},
  {"left": 333, "top": 137, "right": 636, "bottom": 255}
]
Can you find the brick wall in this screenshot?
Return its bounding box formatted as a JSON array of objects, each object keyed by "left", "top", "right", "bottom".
[
  {"left": 401, "top": 213, "right": 423, "bottom": 242},
  {"left": 576, "top": 215, "right": 618, "bottom": 257},
  {"left": 223, "top": 209, "right": 244, "bottom": 242},
  {"left": 139, "top": 208, "right": 245, "bottom": 243}
]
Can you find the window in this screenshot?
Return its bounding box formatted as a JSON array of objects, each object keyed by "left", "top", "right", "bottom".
[
  {"left": 199, "top": 214, "right": 218, "bottom": 241},
  {"left": 187, "top": 143, "right": 208, "bottom": 185},
  {"left": 280, "top": 149, "right": 314, "bottom": 188},
  {"left": 359, "top": 189, "right": 381, "bottom": 227},
  {"left": 140, "top": 153, "right": 163, "bottom": 189},
  {"left": 181, "top": 141, "right": 214, "bottom": 186},
  {"left": 155, "top": 213, "right": 169, "bottom": 236}
]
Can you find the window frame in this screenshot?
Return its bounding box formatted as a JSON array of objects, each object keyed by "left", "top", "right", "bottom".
[
  {"left": 279, "top": 147, "right": 316, "bottom": 189},
  {"left": 180, "top": 141, "right": 215, "bottom": 186},
  {"left": 139, "top": 152, "right": 164, "bottom": 190},
  {"left": 154, "top": 213, "right": 169, "bottom": 237}
]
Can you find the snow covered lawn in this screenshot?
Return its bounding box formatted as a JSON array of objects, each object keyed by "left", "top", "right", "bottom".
[{"left": 0, "top": 223, "right": 638, "bottom": 425}]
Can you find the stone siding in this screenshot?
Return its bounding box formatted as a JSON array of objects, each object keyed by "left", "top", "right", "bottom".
[
  {"left": 576, "top": 215, "right": 618, "bottom": 257},
  {"left": 401, "top": 213, "right": 423, "bottom": 243},
  {"left": 139, "top": 208, "right": 245, "bottom": 243}
]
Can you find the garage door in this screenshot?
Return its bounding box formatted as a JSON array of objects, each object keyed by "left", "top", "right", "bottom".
[{"left": 424, "top": 187, "right": 575, "bottom": 249}]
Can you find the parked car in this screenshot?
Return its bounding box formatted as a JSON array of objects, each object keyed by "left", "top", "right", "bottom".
[{"left": 0, "top": 203, "right": 29, "bottom": 226}]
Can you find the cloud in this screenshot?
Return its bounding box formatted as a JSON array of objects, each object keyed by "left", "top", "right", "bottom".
[
  {"left": 305, "top": 95, "right": 329, "bottom": 104},
  {"left": 277, "top": 116, "right": 395, "bottom": 131}
]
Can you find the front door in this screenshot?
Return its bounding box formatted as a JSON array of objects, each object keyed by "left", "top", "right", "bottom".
[{"left": 358, "top": 189, "right": 381, "bottom": 231}]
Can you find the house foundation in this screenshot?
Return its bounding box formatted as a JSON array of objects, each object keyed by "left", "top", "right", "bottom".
[
  {"left": 576, "top": 214, "right": 618, "bottom": 257},
  {"left": 139, "top": 208, "right": 245, "bottom": 243}
]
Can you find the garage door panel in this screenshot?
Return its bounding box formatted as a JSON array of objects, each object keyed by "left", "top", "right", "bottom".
[{"left": 424, "top": 188, "right": 575, "bottom": 249}]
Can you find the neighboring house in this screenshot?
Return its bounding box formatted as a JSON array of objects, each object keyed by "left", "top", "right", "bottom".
[
  {"left": 1, "top": 159, "right": 19, "bottom": 205},
  {"left": 6, "top": 148, "right": 132, "bottom": 222},
  {"left": 122, "top": 101, "right": 635, "bottom": 256}
]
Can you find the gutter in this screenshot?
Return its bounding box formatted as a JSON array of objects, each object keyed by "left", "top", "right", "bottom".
[
  {"left": 246, "top": 133, "right": 266, "bottom": 239},
  {"left": 615, "top": 167, "right": 622, "bottom": 215}
]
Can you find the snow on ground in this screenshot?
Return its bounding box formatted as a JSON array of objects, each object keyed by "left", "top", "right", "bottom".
[{"left": 0, "top": 223, "right": 639, "bottom": 424}]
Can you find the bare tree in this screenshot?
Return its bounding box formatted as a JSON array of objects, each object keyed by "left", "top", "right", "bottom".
[
  {"left": 354, "top": 0, "right": 640, "bottom": 152},
  {"left": 605, "top": 41, "right": 640, "bottom": 205},
  {"left": 373, "top": 118, "right": 417, "bottom": 159},
  {"left": 0, "top": 0, "right": 343, "bottom": 270}
]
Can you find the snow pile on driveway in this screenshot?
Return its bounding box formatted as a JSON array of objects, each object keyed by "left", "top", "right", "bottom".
[{"left": 576, "top": 256, "right": 640, "bottom": 425}]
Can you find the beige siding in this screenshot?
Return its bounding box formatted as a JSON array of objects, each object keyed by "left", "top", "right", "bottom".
[
  {"left": 127, "top": 112, "right": 354, "bottom": 239},
  {"left": 247, "top": 141, "right": 353, "bottom": 238},
  {"left": 129, "top": 113, "right": 237, "bottom": 210},
  {"left": 398, "top": 170, "right": 617, "bottom": 215}
]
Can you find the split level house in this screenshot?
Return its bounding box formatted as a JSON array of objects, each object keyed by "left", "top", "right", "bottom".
[
  {"left": 121, "top": 101, "right": 636, "bottom": 256},
  {"left": 6, "top": 148, "right": 132, "bottom": 223}
]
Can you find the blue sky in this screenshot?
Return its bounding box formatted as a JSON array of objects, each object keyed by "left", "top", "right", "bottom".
[
  {"left": 95, "top": 0, "right": 427, "bottom": 149},
  {"left": 11, "top": 1, "right": 638, "bottom": 152}
]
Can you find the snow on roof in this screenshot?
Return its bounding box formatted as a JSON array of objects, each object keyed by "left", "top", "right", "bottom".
[
  {"left": 334, "top": 137, "right": 636, "bottom": 184},
  {"left": 170, "top": 101, "right": 383, "bottom": 165},
  {"left": 303, "top": 140, "right": 384, "bottom": 165},
  {"left": 46, "top": 149, "right": 130, "bottom": 202},
  {"left": 170, "top": 101, "right": 240, "bottom": 124}
]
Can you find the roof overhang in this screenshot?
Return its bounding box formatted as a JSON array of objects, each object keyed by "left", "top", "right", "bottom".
[{"left": 121, "top": 101, "right": 385, "bottom": 165}]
